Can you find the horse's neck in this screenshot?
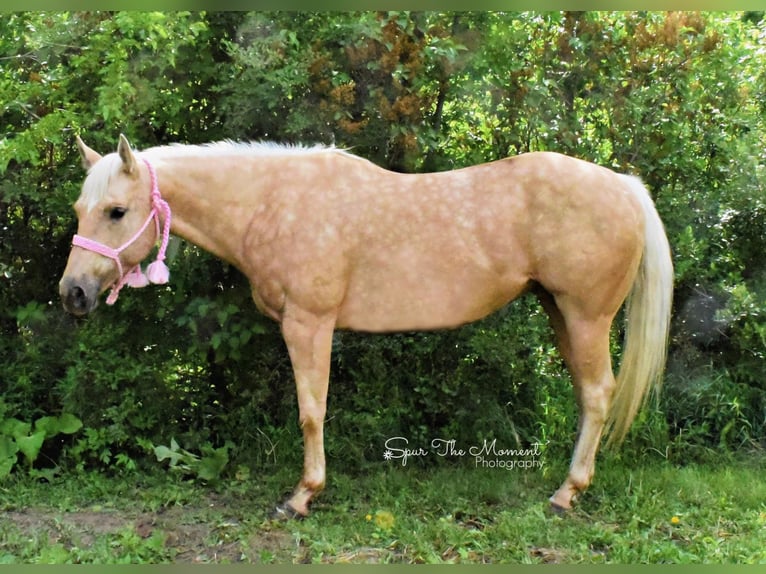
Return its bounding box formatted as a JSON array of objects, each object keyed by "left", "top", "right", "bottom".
[{"left": 153, "top": 154, "right": 258, "bottom": 270}]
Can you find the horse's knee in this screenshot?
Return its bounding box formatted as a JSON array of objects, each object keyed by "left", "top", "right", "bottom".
[
  {"left": 577, "top": 375, "right": 616, "bottom": 419},
  {"left": 299, "top": 415, "right": 326, "bottom": 492},
  {"left": 299, "top": 411, "right": 324, "bottom": 431}
]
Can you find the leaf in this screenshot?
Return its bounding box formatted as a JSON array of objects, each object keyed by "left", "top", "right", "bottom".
[
  {"left": 1, "top": 418, "right": 31, "bottom": 440},
  {"left": 16, "top": 431, "right": 46, "bottom": 465},
  {"left": 153, "top": 445, "right": 183, "bottom": 467},
  {"left": 34, "top": 414, "right": 81, "bottom": 438},
  {"left": 0, "top": 456, "right": 15, "bottom": 479},
  {"left": 57, "top": 413, "right": 84, "bottom": 435},
  {"left": 34, "top": 416, "right": 60, "bottom": 438},
  {"left": 154, "top": 438, "right": 198, "bottom": 470},
  {"left": 197, "top": 444, "right": 230, "bottom": 481},
  {"left": 211, "top": 332, "right": 223, "bottom": 350},
  {"left": 0, "top": 436, "right": 19, "bottom": 460}
]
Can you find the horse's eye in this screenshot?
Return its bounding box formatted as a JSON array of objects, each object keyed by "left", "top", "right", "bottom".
[{"left": 109, "top": 207, "right": 127, "bottom": 221}]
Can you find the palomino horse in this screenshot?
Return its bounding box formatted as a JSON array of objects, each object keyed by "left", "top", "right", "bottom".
[{"left": 60, "top": 134, "right": 673, "bottom": 517}]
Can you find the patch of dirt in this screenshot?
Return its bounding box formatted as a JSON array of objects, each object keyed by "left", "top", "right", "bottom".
[
  {"left": 321, "top": 547, "right": 399, "bottom": 564},
  {"left": 6, "top": 510, "right": 130, "bottom": 549},
  {"left": 3, "top": 503, "right": 296, "bottom": 563},
  {"left": 529, "top": 546, "right": 569, "bottom": 564}
]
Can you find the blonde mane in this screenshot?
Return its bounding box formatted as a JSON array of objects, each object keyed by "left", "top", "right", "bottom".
[
  {"left": 78, "top": 140, "right": 352, "bottom": 211},
  {"left": 145, "top": 140, "right": 346, "bottom": 159}
]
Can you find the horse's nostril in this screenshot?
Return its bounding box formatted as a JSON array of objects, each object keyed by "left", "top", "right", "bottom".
[{"left": 71, "top": 286, "right": 87, "bottom": 311}]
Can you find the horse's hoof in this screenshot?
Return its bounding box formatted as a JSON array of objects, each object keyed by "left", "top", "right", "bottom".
[
  {"left": 548, "top": 501, "right": 570, "bottom": 515},
  {"left": 271, "top": 502, "right": 306, "bottom": 521}
]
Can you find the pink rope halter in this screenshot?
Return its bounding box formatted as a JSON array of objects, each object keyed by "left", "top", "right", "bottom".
[{"left": 72, "top": 158, "right": 172, "bottom": 305}]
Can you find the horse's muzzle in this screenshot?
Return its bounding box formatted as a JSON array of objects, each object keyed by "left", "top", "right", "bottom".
[{"left": 59, "top": 276, "right": 100, "bottom": 316}]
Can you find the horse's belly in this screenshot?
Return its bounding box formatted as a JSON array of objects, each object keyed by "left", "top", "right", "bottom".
[{"left": 336, "top": 265, "right": 529, "bottom": 332}]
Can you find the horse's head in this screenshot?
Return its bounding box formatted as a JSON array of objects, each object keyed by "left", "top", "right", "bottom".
[{"left": 59, "top": 134, "right": 161, "bottom": 315}]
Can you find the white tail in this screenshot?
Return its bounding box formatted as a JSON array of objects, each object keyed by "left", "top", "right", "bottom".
[{"left": 606, "top": 175, "right": 674, "bottom": 445}]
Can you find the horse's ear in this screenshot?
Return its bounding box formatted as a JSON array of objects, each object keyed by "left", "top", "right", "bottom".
[
  {"left": 117, "top": 133, "right": 137, "bottom": 175},
  {"left": 75, "top": 135, "right": 102, "bottom": 170}
]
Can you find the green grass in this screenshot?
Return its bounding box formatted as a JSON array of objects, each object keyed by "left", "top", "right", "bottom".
[{"left": 1, "top": 455, "right": 765, "bottom": 563}]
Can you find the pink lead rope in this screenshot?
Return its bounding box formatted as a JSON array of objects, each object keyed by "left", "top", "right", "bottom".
[{"left": 72, "top": 158, "right": 172, "bottom": 305}]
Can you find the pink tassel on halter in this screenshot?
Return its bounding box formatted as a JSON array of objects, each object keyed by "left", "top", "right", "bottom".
[
  {"left": 146, "top": 260, "right": 170, "bottom": 284},
  {"left": 144, "top": 158, "right": 172, "bottom": 286},
  {"left": 124, "top": 265, "right": 150, "bottom": 288}
]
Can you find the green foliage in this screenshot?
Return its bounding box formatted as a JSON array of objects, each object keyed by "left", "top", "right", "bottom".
[
  {"left": 175, "top": 296, "right": 270, "bottom": 363},
  {"left": 2, "top": 11, "right": 766, "bottom": 478},
  {"left": 152, "top": 437, "right": 232, "bottom": 482},
  {"left": 0, "top": 413, "right": 82, "bottom": 478}
]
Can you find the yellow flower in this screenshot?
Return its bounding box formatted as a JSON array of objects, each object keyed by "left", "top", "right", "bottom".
[
  {"left": 365, "top": 514, "right": 372, "bottom": 521},
  {"left": 671, "top": 516, "right": 681, "bottom": 525},
  {"left": 374, "top": 510, "right": 395, "bottom": 530}
]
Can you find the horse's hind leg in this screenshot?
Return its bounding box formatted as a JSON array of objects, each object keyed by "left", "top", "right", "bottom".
[{"left": 540, "top": 292, "right": 617, "bottom": 511}]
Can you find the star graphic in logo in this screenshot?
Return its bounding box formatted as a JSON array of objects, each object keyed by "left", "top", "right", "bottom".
[{"left": 383, "top": 450, "right": 393, "bottom": 461}]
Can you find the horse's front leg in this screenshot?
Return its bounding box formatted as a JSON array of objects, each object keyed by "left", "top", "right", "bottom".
[{"left": 275, "top": 309, "right": 336, "bottom": 519}]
